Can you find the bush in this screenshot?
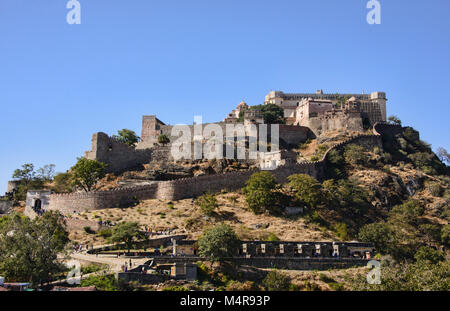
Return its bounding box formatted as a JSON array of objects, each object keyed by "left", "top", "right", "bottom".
[
  {"left": 263, "top": 270, "right": 291, "bottom": 291},
  {"left": 329, "top": 282, "right": 345, "bottom": 291},
  {"left": 288, "top": 174, "right": 322, "bottom": 208},
  {"left": 333, "top": 222, "right": 349, "bottom": 240},
  {"left": 344, "top": 144, "right": 367, "bottom": 165},
  {"left": 196, "top": 193, "right": 218, "bottom": 216},
  {"left": 441, "top": 225, "right": 450, "bottom": 246},
  {"left": 428, "top": 182, "right": 443, "bottom": 197},
  {"left": 319, "top": 273, "right": 335, "bottom": 283},
  {"left": 414, "top": 246, "right": 445, "bottom": 264},
  {"left": 97, "top": 228, "right": 112, "bottom": 238},
  {"left": 52, "top": 172, "right": 73, "bottom": 193},
  {"left": 80, "top": 274, "right": 119, "bottom": 291},
  {"left": 158, "top": 134, "right": 170, "bottom": 145},
  {"left": 265, "top": 232, "right": 279, "bottom": 242},
  {"left": 81, "top": 263, "right": 107, "bottom": 274}
]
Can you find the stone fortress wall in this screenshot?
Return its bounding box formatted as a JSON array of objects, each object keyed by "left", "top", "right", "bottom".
[
  {"left": 85, "top": 132, "right": 152, "bottom": 174},
  {"left": 42, "top": 126, "right": 387, "bottom": 214}
]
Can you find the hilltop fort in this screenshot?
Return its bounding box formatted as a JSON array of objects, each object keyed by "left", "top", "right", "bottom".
[{"left": 20, "top": 89, "right": 391, "bottom": 214}]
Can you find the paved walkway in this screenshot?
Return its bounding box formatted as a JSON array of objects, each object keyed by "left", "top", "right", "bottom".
[{"left": 70, "top": 252, "right": 150, "bottom": 272}]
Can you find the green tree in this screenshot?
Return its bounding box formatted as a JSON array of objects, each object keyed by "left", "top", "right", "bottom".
[
  {"left": 52, "top": 172, "right": 73, "bottom": 193},
  {"left": 263, "top": 270, "right": 291, "bottom": 291},
  {"left": 197, "top": 223, "right": 240, "bottom": 263},
  {"left": 242, "top": 171, "right": 280, "bottom": 214},
  {"left": 0, "top": 212, "right": 69, "bottom": 286},
  {"left": 113, "top": 129, "right": 140, "bottom": 148},
  {"left": 36, "top": 164, "right": 56, "bottom": 181},
  {"left": 358, "top": 222, "right": 396, "bottom": 255},
  {"left": 158, "top": 134, "right": 170, "bottom": 145},
  {"left": 11, "top": 163, "right": 47, "bottom": 201},
  {"left": 196, "top": 193, "right": 218, "bottom": 216},
  {"left": 12, "top": 163, "right": 36, "bottom": 184},
  {"left": 110, "top": 222, "right": 144, "bottom": 253},
  {"left": 387, "top": 115, "right": 402, "bottom": 125},
  {"left": 70, "top": 157, "right": 107, "bottom": 192},
  {"left": 288, "top": 174, "right": 322, "bottom": 208},
  {"left": 260, "top": 104, "right": 285, "bottom": 124}
]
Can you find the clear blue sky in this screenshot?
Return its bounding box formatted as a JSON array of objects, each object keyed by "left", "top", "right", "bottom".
[{"left": 0, "top": 0, "right": 449, "bottom": 193}]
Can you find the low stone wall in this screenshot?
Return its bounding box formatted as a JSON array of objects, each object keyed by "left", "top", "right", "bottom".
[
  {"left": 147, "top": 256, "right": 368, "bottom": 270},
  {"left": 0, "top": 201, "right": 13, "bottom": 214},
  {"left": 231, "top": 257, "right": 369, "bottom": 270}
]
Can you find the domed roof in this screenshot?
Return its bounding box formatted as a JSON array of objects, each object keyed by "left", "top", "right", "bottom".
[
  {"left": 237, "top": 100, "right": 248, "bottom": 110},
  {"left": 348, "top": 96, "right": 357, "bottom": 102}
]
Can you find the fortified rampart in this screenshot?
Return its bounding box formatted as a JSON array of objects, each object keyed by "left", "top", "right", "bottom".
[
  {"left": 46, "top": 129, "right": 384, "bottom": 214},
  {"left": 305, "top": 109, "right": 363, "bottom": 136},
  {"left": 85, "top": 132, "right": 152, "bottom": 174}
]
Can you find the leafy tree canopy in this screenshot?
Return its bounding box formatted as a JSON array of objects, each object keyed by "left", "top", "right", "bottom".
[
  {"left": 70, "top": 157, "right": 107, "bottom": 192},
  {"left": 113, "top": 129, "right": 140, "bottom": 148},
  {"left": 110, "top": 222, "right": 144, "bottom": 253},
  {"left": 198, "top": 223, "right": 240, "bottom": 262},
  {"left": 0, "top": 212, "right": 69, "bottom": 286},
  {"left": 288, "top": 174, "right": 322, "bottom": 208},
  {"left": 242, "top": 171, "right": 281, "bottom": 214}
]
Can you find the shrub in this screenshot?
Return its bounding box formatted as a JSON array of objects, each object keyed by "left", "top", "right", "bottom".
[
  {"left": 319, "top": 273, "right": 335, "bottom": 283},
  {"left": 333, "top": 222, "right": 349, "bottom": 240},
  {"left": 97, "top": 228, "right": 112, "bottom": 238},
  {"left": 329, "top": 282, "right": 345, "bottom": 291},
  {"left": 414, "top": 246, "right": 445, "bottom": 264},
  {"left": 263, "top": 270, "right": 291, "bottom": 291},
  {"left": 158, "top": 134, "right": 170, "bottom": 145},
  {"left": 441, "top": 225, "right": 450, "bottom": 246},
  {"left": 52, "top": 172, "right": 73, "bottom": 193},
  {"left": 265, "top": 232, "right": 279, "bottom": 242},
  {"left": 344, "top": 144, "right": 367, "bottom": 165},
  {"left": 428, "top": 182, "right": 443, "bottom": 197},
  {"left": 288, "top": 174, "right": 322, "bottom": 208},
  {"left": 310, "top": 155, "right": 320, "bottom": 162},
  {"left": 196, "top": 193, "right": 218, "bottom": 216},
  {"left": 80, "top": 274, "right": 119, "bottom": 291}
]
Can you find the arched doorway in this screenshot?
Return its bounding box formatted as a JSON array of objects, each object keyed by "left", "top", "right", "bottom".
[{"left": 34, "top": 199, "right": 42, "bottom": 211}]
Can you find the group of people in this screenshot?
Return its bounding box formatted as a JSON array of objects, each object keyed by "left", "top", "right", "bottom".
[
  {"left": 120, "top": 259, "right": 134, "bottom": 272},
  {"left": 73, "top": 244, "right": 88, "bottom": 252},
  {"left": 143, "top": 226, "right": 177, "bottom": 237}
]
